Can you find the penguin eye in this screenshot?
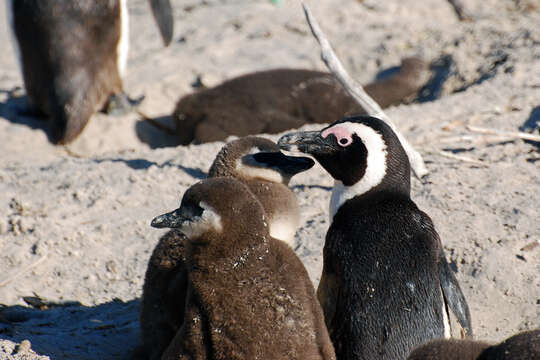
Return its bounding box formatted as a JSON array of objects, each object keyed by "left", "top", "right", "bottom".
[
  {"left": 338, "top": 137, "right": 352, "bottom": 147},
  {"left": 322, "top": 126, "right": 353, "bottom": 147}
]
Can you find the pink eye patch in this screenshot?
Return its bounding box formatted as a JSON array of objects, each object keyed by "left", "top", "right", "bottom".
[{"left": 321, "top": 126, "right": 353, "bottom": 147}]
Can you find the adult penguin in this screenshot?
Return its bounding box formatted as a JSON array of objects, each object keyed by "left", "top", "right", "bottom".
[{"left": 278, "top": 115, "right": 472, "bottom": 360}]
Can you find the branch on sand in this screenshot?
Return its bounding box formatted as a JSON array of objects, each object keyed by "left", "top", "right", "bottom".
[
  {"left": 466, "top": 125, "right": 540, "bottom": 142},
  {"left": 446, "top": 0, "right": 473, "bottom": 21},
  {"left": 301, "top": 2, "right": 429, "bottom": 178}
]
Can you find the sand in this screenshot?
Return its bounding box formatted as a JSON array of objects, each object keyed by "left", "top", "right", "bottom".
[{"left": 0, "top": 0, "right": 539, "bottom": 359}]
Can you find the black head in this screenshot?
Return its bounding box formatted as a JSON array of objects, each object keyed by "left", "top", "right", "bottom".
[
  {"left": 278, "top": 115, "right": 410, "bottom": 196},
  {"left": 208, "top": 136, "right": 314, "bottom": 185}
]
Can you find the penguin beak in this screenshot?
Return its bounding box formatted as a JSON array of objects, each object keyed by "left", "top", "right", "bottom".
[
  {"left": 149, "top": 0, "right": 174, "bottom": 46},
  {"left": 151, "top": 208, "right": 190, "bottom": 228},
  {"left": 252, "top": 151, "right": 315, "bottom": 176},
  {"left": 278, "top": 131, "right": 337, "bottom": 156}
]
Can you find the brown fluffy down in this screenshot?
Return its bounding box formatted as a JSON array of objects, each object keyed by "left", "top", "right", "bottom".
[
  {"left": 139, "top": 137, "right": 306, "bottom": 359},
  {"left": 162, "top": 235, "right": 336, "bottom": 360},
  {"left": 155, "top": 178, "right": 335, "bottom": 359},
  {"left": 173, "top": 57, "right": 429, "bottom": 145},
  {"left": 407, "top": 329, "right": 540, "bottom": 360}
]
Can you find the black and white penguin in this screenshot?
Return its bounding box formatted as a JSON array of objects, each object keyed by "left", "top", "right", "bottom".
[
  {"left": 407, "top": 329, "right": 540, "bottom": 360},
  {"left": 278, "top": 115, "right": 472, "bottom": 360},
  {"left": 150, "top": 177, "right": 336, "bottom": 360},
  {"left": 173, "top": 57, "right": 430, "bottom": 145},
  {"left": 139, "top": 136, "right": 314, "bottom": 360},
  {"left": 7, "top": 0, "right": 173, "bottom": 144}
]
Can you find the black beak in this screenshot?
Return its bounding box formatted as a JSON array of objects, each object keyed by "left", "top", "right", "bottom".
[
  {"left": 252, "top": 151, "right": 315, "bottom": 176},
  {"left": 149, "top": 0, "right": 174, "bottom": 46},
  {"left": 151, "top": 208, "right": 189, "bottom": 228},
  {"left": 277, "top": 131, "right": 337, "bottom": 156}
]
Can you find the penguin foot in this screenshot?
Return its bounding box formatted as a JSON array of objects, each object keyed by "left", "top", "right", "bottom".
[{"left": 104, "top": 93, "right": 145, "bottom": 116}]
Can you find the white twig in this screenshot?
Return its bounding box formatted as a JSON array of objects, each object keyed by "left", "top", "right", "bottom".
[
  {"left": 0, "top": 254, "right": 47, "bottom": 288},
  {"left": 301, "top": 2, "right": 428, "bottom": 178},
  {"left": 466, "top": 125, "right": 540, "bottom": 142},
  {"left": 436, "top": 150, "right": 488, "bottom": 167},
  {"left": 439, "top": 135, "right": 516, "bottom": 144}
]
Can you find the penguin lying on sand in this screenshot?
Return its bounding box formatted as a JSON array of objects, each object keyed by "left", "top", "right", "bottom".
[
  {"left": 150, "top": 177, "right": 336, "bottom": 360},
  {"left": 173, "top": 57, "right": 429, "bottom": 145},
  {"left": 407, "top": 329, "right": 540, "bottom": 360},
  {"left": 7, "top": 0, "right": 173, "bottom": 144},
  {"left": 278, "top": 115, "right": 472, "bottom": 360},
  {"left": 139, "top": 136, "right": 314, "bottom": 360}
]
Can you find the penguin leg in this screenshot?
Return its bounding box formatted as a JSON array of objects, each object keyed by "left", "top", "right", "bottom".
[
  {"left": 103, "top": 93, "right": 145, "bottom": 116},
  {"left": 103, "top": 92, "right": 145, "bottom": 116}
]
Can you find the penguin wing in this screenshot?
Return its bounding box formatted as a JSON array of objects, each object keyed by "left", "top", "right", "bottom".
[
  {"left": 149, "top": 0, "right": 174, "bottom": 46},
  {"left": 438, "top": 251, "right": 473, "bottom": 338}
]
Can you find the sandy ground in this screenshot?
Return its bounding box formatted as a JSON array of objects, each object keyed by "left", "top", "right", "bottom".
[{"left": 0, "top": 0, "right": 539, "bottom": 359}]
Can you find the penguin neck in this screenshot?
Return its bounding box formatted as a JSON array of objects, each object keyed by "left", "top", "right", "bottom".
[{"left": 329, "top": 177, "right": 410, "bottom": 220}]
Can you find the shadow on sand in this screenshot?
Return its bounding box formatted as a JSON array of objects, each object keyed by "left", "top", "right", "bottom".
[
  {"left": 0, "top": 298, "right": 141, "bottom": 360},
  {"left": 0, "top": 89, "right": 51, "bottom": 137}
]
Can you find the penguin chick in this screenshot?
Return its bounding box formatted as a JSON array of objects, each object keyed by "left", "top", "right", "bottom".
[
  {"left": 407, "top": 329, "right": 540, "bottom": 360},
  {"left": 7, "top": 0, "right": 173, "bottom": 144},
  {"left": 477, "top": 329, "right": 540, "bottom": 360},
  {"left": 173, "top": 57, "right": 429, "bottom": 145},
  {"left": 150, "top": 177, "right": 336, "bottom": 360},
  {"left": 208, "top": 136, "right": 314, "bottom": 245},
  {"left": 407, "top": 338, "right": 489, "bottom": 360},
  {"left": 278, "top": 115, "right": 472, "bottom": 360},
  {"left": 139, "top": 136, "right": 314, "bottom": 360}
]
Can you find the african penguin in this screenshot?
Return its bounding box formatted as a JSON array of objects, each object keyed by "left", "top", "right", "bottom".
[
  {"left": 7, "top": 0, "right": 173, "bottom": 144},
  {"left": 278, "top": 115, "right": 472, "bottom": 360},
  {"left": 173, "top": 57, "right": 429, "bottom": 145},
  {"left": 139, "top": 136, "right": 314, "bottom": 360},
  {"left": 150, "top": 177, "right": 336, "bottom": 360},
  {"left": 407, "top": 329, "right": 540, "bottom": 360}
]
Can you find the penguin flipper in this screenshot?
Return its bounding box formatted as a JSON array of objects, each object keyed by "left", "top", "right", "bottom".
[
  {"left": 438, "top": 252, "right": 473, "bottom": 338},
  {"left": 149, "top": 0, "right": 174, "bottom": 46}
]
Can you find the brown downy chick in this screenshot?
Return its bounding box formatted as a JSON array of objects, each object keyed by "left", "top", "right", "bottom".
[
  {"left": 151, "top": 178, "right": 336, "bottom": 360},
  {"left": 407, "top": 329, "right": 540, "bottom": 360},
  {"left": 173, "top": 57, "right": 429, "bottom": 145},
  {"left": 139, "top": 136, "right": 313, "bottom": 359},
  {"left": 407, "top": 339, "right": 490, "bottom": 360}
]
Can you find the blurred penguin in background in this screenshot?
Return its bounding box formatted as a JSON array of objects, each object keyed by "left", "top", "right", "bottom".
[{"left": 7, "top": 0, "right": 173, "bottom": 144}]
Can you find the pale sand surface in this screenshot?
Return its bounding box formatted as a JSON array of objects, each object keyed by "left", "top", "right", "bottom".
[{"left": 0, "top": 0, "right": 539, "bottom": 359}]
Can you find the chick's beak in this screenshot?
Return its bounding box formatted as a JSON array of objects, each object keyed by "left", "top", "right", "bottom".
[{"left": 151, "top": 208, "right": 189, "bottom": 229}]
